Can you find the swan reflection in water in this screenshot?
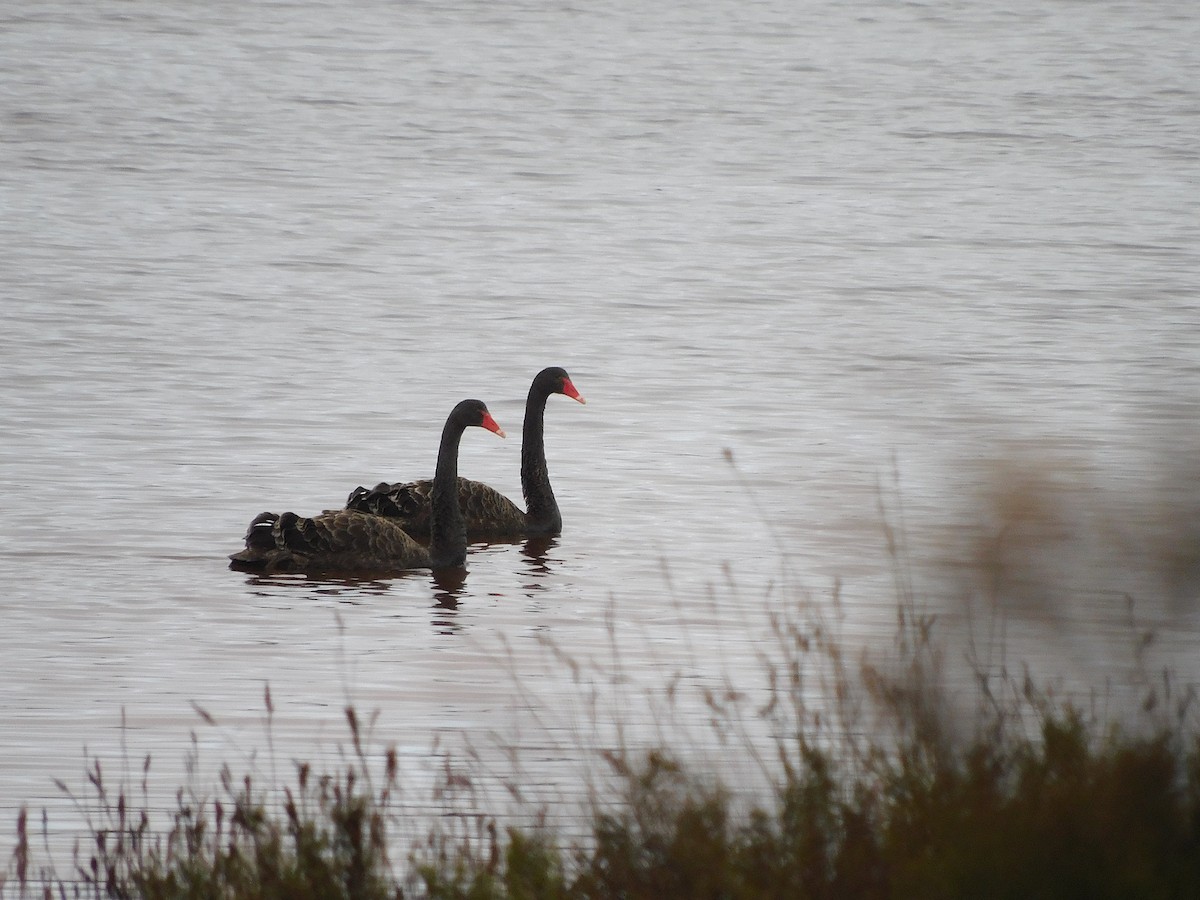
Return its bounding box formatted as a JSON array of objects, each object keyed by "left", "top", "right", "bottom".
[
  {"left": 519, "top": 535, "right": 560, "bottom": 594},
  {"left": 240, "top": 571, "right": 398, "bottom": 602},
  {"left": 431, "top": 566, "right": 467, "bottom": 607},
  {"left": 429, "top": 565, "right": 468, "bottom": 633},
  {"left": 238, "top": 565, "right": 469, "bottom": 633}
]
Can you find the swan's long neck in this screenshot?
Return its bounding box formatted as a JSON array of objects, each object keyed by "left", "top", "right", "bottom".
[
  {"left": 521, "top": 384, "right": 561, "bottom": 534},
  {"left": 429, "top": 417, "right": 468, "bottom": 568}
]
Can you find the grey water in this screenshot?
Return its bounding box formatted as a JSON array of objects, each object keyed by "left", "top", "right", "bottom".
[{"left": 2, "top": 0, "right": 1199, "bottom": 855}]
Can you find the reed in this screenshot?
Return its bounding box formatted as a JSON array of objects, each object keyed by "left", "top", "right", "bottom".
[{"left": 4, "top": 690, "right": 401, "bottom": 900}]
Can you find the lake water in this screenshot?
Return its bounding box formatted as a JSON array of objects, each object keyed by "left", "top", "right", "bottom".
[{"left": 2, "top": 0, "right": 1199, "bottom": 867}]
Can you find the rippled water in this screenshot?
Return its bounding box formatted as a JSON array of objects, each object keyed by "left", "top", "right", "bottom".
[{"left": 2, "top": 0, "right": 1199, "bottom": 856}]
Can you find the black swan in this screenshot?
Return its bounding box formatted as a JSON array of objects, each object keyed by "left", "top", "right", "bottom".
[
  {"left": 345, "top": 367, "right": 585, "bottom": 539},
  {"left": 229, "top": 399, "right": 505, "bottom": 574}
]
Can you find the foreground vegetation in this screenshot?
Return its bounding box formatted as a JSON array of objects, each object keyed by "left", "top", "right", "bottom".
[{"left": 8, "top": 611, "right": 1200, "bottom": 899}]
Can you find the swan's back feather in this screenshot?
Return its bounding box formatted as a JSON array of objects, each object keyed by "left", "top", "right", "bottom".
[{"left": 346, "top": 476, "right": 527, "bottom": 539}]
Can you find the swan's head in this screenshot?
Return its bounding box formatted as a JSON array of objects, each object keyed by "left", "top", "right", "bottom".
[
  {"left": 452, "top": 399, "right": 506, "bottom": 438},
  {"left": 537, "top": 366, "right": 586, "bottom": 405}
]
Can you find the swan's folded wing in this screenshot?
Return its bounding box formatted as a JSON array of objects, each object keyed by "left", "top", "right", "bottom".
[
  {"left": 345, "top": 475, "right": 528, "bottom": 539},
  {"left": 458, "top": 481, "right": 527, "bottom": 536},
  {"left": 231, "top": 509, "right": 430, "bottom": 572}
]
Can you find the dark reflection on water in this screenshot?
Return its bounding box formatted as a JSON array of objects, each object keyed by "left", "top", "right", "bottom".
[
  {"left": 239, "top": 572, "right": 403, "bottom": 599},
  {"left": 430, "top": 567, "right": 467, "bottom": 633},
  {"left": 520, "top": 535, "right": 558, "bottom": 593},
  {"left": 521, "top": 536, "right": 558, "bottom": 568},
  {"left": 227, "top": 538, "right": 565, "bottom": 616},
  {"left": 430, "top": 566, "right": 466, "bottom": 604}
]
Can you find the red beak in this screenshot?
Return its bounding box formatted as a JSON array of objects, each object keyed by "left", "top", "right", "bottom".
[
  {"left": 481, "top": 412, "right": 506, "bottom": 438},
  {"left": 561, "top": 378, "right": 586, "bottom": 405}
]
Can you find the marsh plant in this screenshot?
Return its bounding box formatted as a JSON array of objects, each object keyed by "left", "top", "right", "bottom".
[{"left": 5, "top": 690, "right": 401, "bottom": 900}]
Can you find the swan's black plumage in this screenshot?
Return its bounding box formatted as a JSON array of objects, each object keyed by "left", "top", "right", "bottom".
[
  {"left": 230, "top": 399, "right": 504, "bottom": 574},
  {"left": 345, "top": 367, "right": 584, "bottom": 539}
]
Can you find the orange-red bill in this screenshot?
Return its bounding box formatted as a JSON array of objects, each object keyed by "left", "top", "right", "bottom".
[
  {"left": 562, "top": 377, "right": 586, "bottom": 404},
  {"left": 481, "top": 412, "right": 506, "bottom": 437}
]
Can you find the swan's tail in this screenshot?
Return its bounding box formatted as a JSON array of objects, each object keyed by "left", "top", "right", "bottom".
[
  {"left": 229, "top": 511, "right": 305, "bottom": 570},
  {"left": 243, "top": 511, "right": 281, "bottom": 552}
]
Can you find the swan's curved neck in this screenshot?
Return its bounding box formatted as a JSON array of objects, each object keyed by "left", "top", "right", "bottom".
[
  {"left": 521, "top": 384, "right": 561, "bottom": 534},
  {"left": 429, "top": 417, "right": 468, "bottom": 568}
]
